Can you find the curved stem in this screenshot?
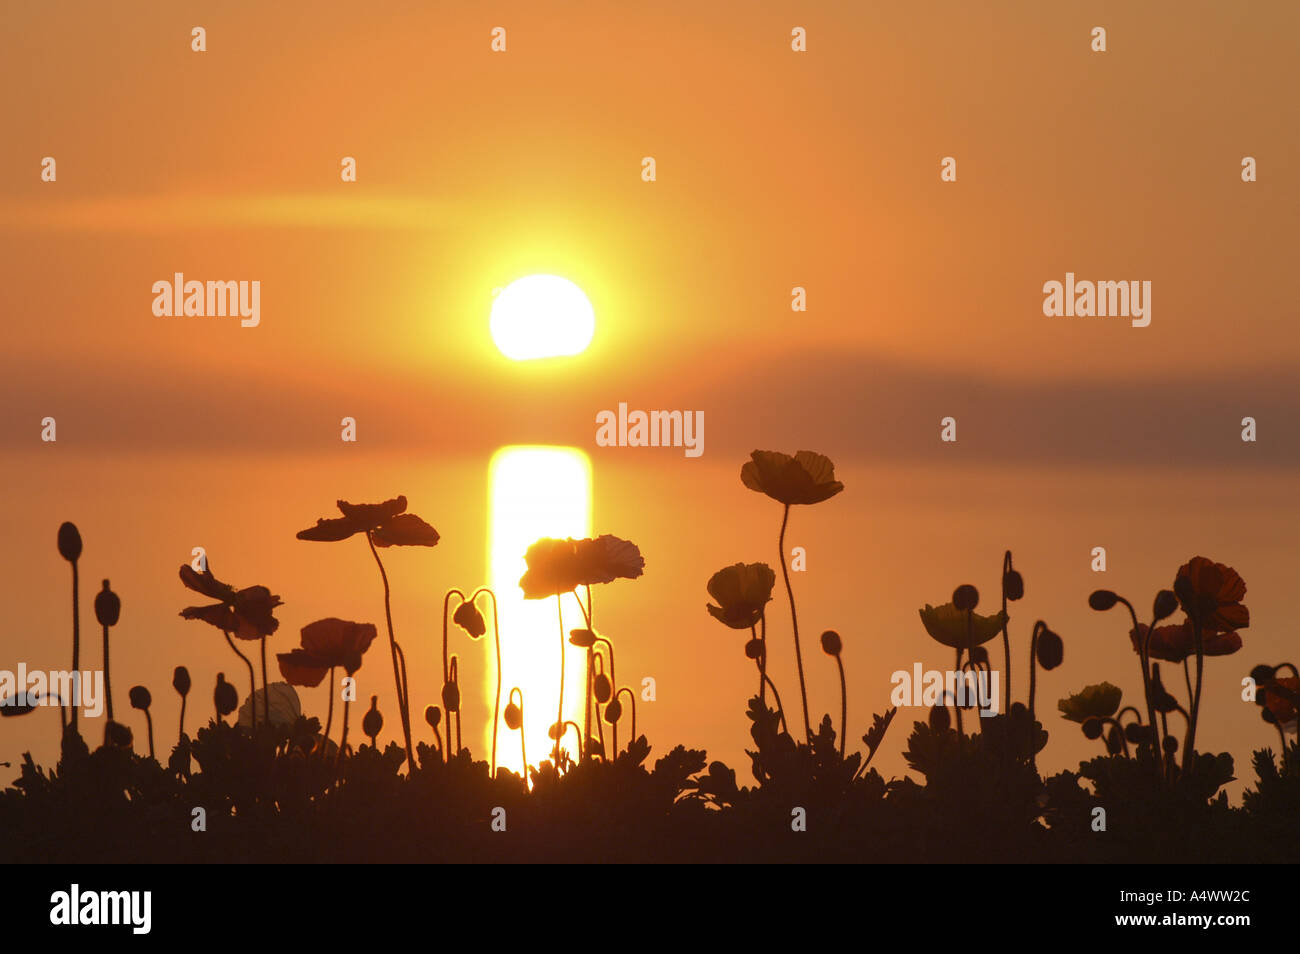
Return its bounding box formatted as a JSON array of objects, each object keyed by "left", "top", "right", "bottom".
[
  {"left": 449, "top": 656, "right": 462, "bottom": 756},
  {"left": 1184, "top": 617, "right": 1206, "bottom": 772},
  {"left": 555, "top": 596, "right": 565, "bottom": 764},
  {"left": 178, "top": 695, "right": 186, "bottom": 746},
  {"left": 471, "top": 588, "right": 503, "bottom": 779},
  {"left": 259, "top": 636, "right": 269, "bottom": 728},
  {"left": 1000, "top": 551, "right": 1012, "bottom": 714},
  {"left": 144, "top": 710, "right": 155, "bottom": 760},
  {"left": 777, "top": 504, "right": 811, "bottom": 741},
  {"left": 616, "top": 687, "right": 637, "bottom": 752},
  {"left": 223, "top": 631, "right": 257, "bottom": 731},
  {"left": 595, "top": 635, "right": 617, "bottom": 757},
  {"left": 592, "top": 651, "right": 607, "bottom": 758},
  {"left": 835, "top": 654, "right": 847, "bottom": 758},
  {"left": 759, "top": 614, "right": 768, "bottom": 707},
  {"left": 367, "top": 533, "right": 414, "bottom": 768}
]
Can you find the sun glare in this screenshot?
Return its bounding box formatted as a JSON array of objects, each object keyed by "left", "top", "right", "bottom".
[
  {"left": 490, "top": 275, "right": 595, "bottom": 360},
  {"left": 488, "top": 446, "right": 593, "bottom": 776}
]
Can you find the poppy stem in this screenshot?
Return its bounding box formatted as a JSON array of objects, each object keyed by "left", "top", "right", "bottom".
[
  {"left": 758, "top": 671, "right": 789, "bottom": 736},
  {"left": 223, "top": 632, "right": 256, "bottom": 732},
  {"left": 144, "top": 709, "right": 155, "bottom": 760},
  {"left": 322, "top": 667, "right": 335, "bottom": 759},
  {"left": 259, "top": 636, "right": 269, "bottom": 729},
  {"left": 777, "top": 504, "right": 812, "bottom": 742},
  {"left": 337, "top": 697, "right": 351, "bottom": 774},
  {"left": 953, "top": 647, "right": 964, "bottom": 738},
  {"left": 615, "top": 687, "right": 637, "bottom": 753},
  {"left": 367, "top": 533, "right": 414, "bottom": 770},
  {"left": 102, "top": 623, "right": 114, "bottom": 722},
  {"left": 592, "top": 651, "right": 607, "bottom": 758},
  {"left": 1184, "top": 617, "right": 1206, "bottom": 772},
  {"left": 441, "top": 590, "right": 466, "bottom": 763},
  {"left": 555, "top": 595, "right": 566, "bottom": 765},
  {"left": 70, "top": 558, "right": 80, "bottom": 733},
  {"left": 178, "top": 694, "right": 186, "bottom": 747},
  {"left": 835, "top": 653, "right": 847, "bottom": 759},
  {"left": 759, "top": 614, "right": 768, "bottom": 707},
  {"left": 1000, "top": 552, "right": 1012, "bottom": 715},
  {"left": 474, "top": 588, "right": 503, "bottom": 779}
]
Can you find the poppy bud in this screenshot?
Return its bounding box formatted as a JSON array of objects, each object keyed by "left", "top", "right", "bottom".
[
  {"left": 1009, "top": 701, "right": 1028, "bottom": 721},
  {"left": 1104, "top": 726, "right": 1124, "bottom": 755},
  {"left": 214, "top": 673, "right": 238, "bottom": 716},
  {"left": 363, "top": 696, "right": 383, "bottom": 740},
  {"left": 1088, "top": 589, "right": 1119, "bottom": 611},
  {"left": 928, "top": 704, "right": 950, "bottom": 732},
  {"left": 453, "top": 601, "right": 487, "bottom": 638},
  {"left": 569, "top": 629, "right": 596, "bottom": 648},
  {"left": 593, "top": 674, "right": 612, "bottom": 704},
  {"left": 504, "top": 702, "right": 522, "bottom": 731},
  {"left": 1002, "top": 570, "right": 1024, "bottom": 601},
  {"left": 604, "top": 698, "right": 623, "bottom": 724},
  {"left": 94, "top": 580, "right": 120, "bottom": 627},
  {"left": 820, "top": 630, "right": 842, "bottom": 656},
  {"left": 1124, "top": 722, "right": 1151, "bottom": 745},
  {"left": 129, "top": 686, "right": 151, "bottom": 710},
  {"left": 424, "top": 704, "right": 441, "bottom": 729},
  {"left": 1152, "top": 589, "right": 1178, "bottom": 622},
  {"left": 744, "top": 638, "right": 764, "bottom": 660},
  {"left": 548, "top": 721, "right": 564, "bottom": 740},
  {"left": 1082, "top": 717, "right": 1103, "bottom": 740},
  {"left": 105, "top": 721, "right": 133, "bottom": 747},
  {"left": 1162, "top": 734, "right": 1179, "bottom": 754},
  {"left": 442, "top": 681, "right": 460, "bottom": 713},
  {"left": 1035, "top": 629, "right": 1063, "bottom": 670},
  {"left": 1261, "top": 707, "right": 1278, "bottom": 725},
  {"left": 952, "top": 585, "right": 979, "bottom": 612},
  {"left": 172, "top": 666, "right": 191, "bottom": 697},
  {"left": 969, "top": 646, "right": 989, "bottom": 667},
  {"left": 57, "top": 522, "right": 82, "bottom": 562}
]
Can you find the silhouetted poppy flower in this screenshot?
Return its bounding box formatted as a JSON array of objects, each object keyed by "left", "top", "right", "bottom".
[
  {"left": 740, "top": 450, "right": 844, "bottom": 506},
  {"left": 94, "top": 580, "right": 120, "bottom": 627},
  {"left": 918, "top": 603, "right": 1008, "bottom": 649},
  {"left": 296, "top": 496, "right": 440, "bottom": 548},
  {"left": 1174, "top": 556, "right": 1249, "bottom": 633},
  {"left": 706, "top": 562, "right": 776, "bottom": 629},
  {"left": 569, "top": 628, "right": 596, "bottom": 648},
  {"left": 519, "top": 534, "right": 645, "bottom": 599},
  {"left": 1263, "top": 676, "right": 1300, "bottom": 725},
  {"left": 453, "top": 602, "right": 486, "bottom": 638},
  {"left": 1058, "top": 683, "right": 1122, "bottom": 723},
  {"left": 277, "top": 619, "right": 376, "bottom": 687},
  {"left": 1129, "top": 622, "right": 1242, "bottom": 664},
  {"left": 179, "top": 563, "right": 282, "bottom": 641}
]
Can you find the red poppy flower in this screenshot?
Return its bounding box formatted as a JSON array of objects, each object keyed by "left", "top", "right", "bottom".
[
  {"left": 179, "top": 563, "right": 282, "bottom": 641},
  {"left": 1130, "top": 621, "right": 1242, "bottom": 664},
  {"left": 519, "top": 534, "right": 644, "bottom": 600},
  {"left": 1173, "top": 556, "right": 1248, "bottom": 634},
  {"left": 276, "top": 618, "right": 377, "bottom": 686},
  {"left": 1263, "top": 676, "right": 1300, "bottom": 725},
  {"left": 297, "top": 496, "right": 439, "bottom": 548}
]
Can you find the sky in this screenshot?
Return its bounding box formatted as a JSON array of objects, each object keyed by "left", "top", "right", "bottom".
[{"left": 2, "top": 0, "right": 1298, "bottom": 798}]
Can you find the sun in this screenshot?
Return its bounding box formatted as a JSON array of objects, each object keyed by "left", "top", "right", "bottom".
[{"left": 490, "top": 275, "right": 595, "bottom": 360}]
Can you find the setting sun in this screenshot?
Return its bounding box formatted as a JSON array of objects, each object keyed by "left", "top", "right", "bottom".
[{"left": 490, "top": 275, "right": 595, "bottom": 360}]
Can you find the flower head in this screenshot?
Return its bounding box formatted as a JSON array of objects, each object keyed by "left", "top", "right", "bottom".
[
  {"left": 705, "top": 562, "right": 776, "bottom": 630},
  {"left": 1173, "top": 556, "right": 1248, "bottom": 634},
  {"left": 1129, "top": 621, "right": 1242, "bottom": 664},
  {"left": 519, "top": 534, "right": 644, "bottom": 600},
  {"left": 918, "top": 602, "right": 1008, "bottom": 649},
  {"left": 1058, "top": 683, "right": 1123, "bottom": 723},
  {"left": 453, "top": 601, "right": 487, "bottom": 638},
  {"left": 179, "top": 563, "right": 282, "bottom": 641},
  {"left": 740, "top": 450, "right": 844, "bottom": 506},
  {"left": 296, "top": 495, "right": 440, "bottom": 548},
  {"left": 276, "top": 617, "right": 377, "bottom": 686},
  {"left": 1263, "top": 676, "right": 1300, "bottom": 726}
]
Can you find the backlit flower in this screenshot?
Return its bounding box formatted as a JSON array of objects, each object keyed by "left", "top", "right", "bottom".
[
  {"left": 519, "top": 534, "right": 644, "bottom": 599},
  {"left": 276, "top": 618, "right": 377, "bottom": 686},
  {"left": 706, "top": 562, "right": 776, "bottom": 630},
  {"left": 1263, "top": 676, "right": 1300, "bottom": 725},
  {"left": 296, "top": 495, "right": 440, "bottom": 548},
  {"left": 1129, "top": 621, "right": 1242, "bottom": 664},
  {"left": 1174, "top": 556, "right": 1248, "bottom": 634},
  {"left": 740, "top": 450, "right": 844, "bottom": 506},
  {"left": 1058, "top": 683, "right": 1123, "bottom": 723},
  {"left": 918, "top": 602, "right": 1008, "bottom": 649},
  {"left": 179, "top": 563, "right": 281, "bottom": 641}
]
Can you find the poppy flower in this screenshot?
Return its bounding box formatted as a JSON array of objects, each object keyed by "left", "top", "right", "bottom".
[
  {"left": 179, "top": 563, "right": 282, "bottom": 641},
  {"left": 1263, "top": 676, "right": 1300, "bottom": 725},
  {"left": 1129, "top": 622, "right": 1242, "bottom": 664},
  {"left": 706, "top": 562, "right": 776, "bottom": 629},
  {"left": 296, "top": 495, "right": 440, "bottom": 548},
  {"left": 918, "top": 602, "right": 1008, "bottom": 649},
  {"left": 1058, "top": 682, "right": 1123, "bottom": 723},
  {"left": 519, "top": 534, "right": 645, "bottom": 599},
  {"left": 740, "top": 450, "right": 844, "bottom": 506},
  {"left": 1173, "top": 556, "right": 1248, "bottom": 634},
  {"left": 276, "top": 618, "right": 377, "bottom": 686}
]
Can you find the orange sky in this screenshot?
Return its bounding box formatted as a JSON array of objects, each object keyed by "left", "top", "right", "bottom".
[{"left": 2, "top": 0, "right": 1298, "bottom": 796}]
